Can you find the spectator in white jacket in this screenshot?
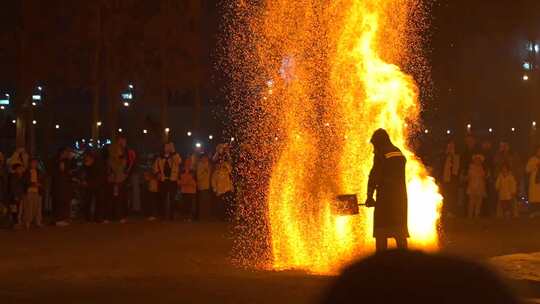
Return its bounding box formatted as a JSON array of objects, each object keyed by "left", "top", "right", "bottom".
[
  {"left": 153, "top": 142, "right": 182, "bottom": 220},
  {"left": 526, "top": 147, "right": 540, "bottom": 218},
  {"left": 211, "top": 158, "right": 234, "bottom": 221},
  {"left": 196, "top": 154, "right": 213, "bottom": 220},
  {"left": 495, "top": 164, "right": 517, "bottom": 219}
]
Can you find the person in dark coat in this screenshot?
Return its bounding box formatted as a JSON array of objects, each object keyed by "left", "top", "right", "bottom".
[
  {"left": 81, "top": 151, "right": 107, "bottom": 222},
  {"left": 51, "top": 149, "right": 75, "bottom": 226},
  {"left": 366, "top": 129, "right": 409, "bottom": 252}
]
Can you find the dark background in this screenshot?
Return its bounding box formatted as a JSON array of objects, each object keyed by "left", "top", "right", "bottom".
[{"left": 0, "top": 0, "right": 539, "bottom": 158}]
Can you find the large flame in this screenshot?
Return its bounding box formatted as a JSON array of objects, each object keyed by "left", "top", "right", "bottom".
[{"left": 232, "top": 0, "right": 441, "bottom": 275}]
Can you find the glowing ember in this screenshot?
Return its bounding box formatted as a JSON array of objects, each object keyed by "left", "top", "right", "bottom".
[{"left": 228, "top": 0, "right": 441, "bottom": 275}]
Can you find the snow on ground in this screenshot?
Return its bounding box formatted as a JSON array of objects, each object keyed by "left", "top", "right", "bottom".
[{"left": 491, "top": 252, "right": 540, "bottom": 282}]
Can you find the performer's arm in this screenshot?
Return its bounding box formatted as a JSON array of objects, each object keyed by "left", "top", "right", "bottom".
[{"left": 367, "top": 153, "right": 383, "bottom": 199}]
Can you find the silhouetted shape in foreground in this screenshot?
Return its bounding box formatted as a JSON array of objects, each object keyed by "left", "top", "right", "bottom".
[{"left": 322, "top": 250, "right": 519, "bottom": 304}]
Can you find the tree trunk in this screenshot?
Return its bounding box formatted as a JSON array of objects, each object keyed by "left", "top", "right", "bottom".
[
  {"left": 91, "top": 3, "right": 103, "bottom": 142},
  {"left": 160, "top": 88, "right": 169, "bottom": 143},
  {"left": 15, "top": 3, "right": 28, "bottom": 149}
]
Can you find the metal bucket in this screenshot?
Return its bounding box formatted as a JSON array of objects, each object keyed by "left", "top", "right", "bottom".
[{"left": 333, "top": 194, "right": 360, "bottom": 216}]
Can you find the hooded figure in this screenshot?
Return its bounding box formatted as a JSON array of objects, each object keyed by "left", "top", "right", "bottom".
[{"left": 366, "top": 129, "right": 409, "bottom": 252}]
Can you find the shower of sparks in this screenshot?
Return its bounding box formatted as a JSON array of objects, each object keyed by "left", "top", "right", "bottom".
[{"left": 227, "top": 0, "right": 441, "bottom": 275}]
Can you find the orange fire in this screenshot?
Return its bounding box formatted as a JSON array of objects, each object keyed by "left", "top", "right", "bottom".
[{"left": 234, "top": 0, "right": 441, "bottom": 274}]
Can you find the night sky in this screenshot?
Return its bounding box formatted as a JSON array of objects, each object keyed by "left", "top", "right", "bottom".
[{"left": 1, "top": 0, "right": 539, "bottom": 141}]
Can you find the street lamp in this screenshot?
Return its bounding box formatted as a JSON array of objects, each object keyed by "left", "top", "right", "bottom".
[
  {"left": 32, "top": 120, "right": 37, "bottom": 125},
  {"left": 187, "top": 131, "right": 192, "bottom": 137},
  {"left": 208, "top": 134, "right": 213, "bottom": 140},
  {"left": 118, "top": 128, "right": 123, "bottom": 133},
  {"left": 55, "top": 124, "right": 60, "bottom": 129}
]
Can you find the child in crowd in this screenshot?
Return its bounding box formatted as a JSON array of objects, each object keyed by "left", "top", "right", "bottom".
[
  {"left": 22, "top": 158, "right": 43, "bottom": 229},
  {"left": 179, "top": 162, "right": 197, "bottom": 221},
  {"left": 143, "top": 170, "right": 159, "bottom": 221},
  {"left": 9, "top": 164, "right": 25, "bottom": 227},
  {"left": 467, "top": 154, "right": 487, "bottom": 218},
  {"left": 495, "top": 163, "right": 517, "bottom": 219}
]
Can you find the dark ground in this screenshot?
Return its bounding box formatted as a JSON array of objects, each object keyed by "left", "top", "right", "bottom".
[{"left": 1, "top": 219, "right": 540, "bottom": 303}]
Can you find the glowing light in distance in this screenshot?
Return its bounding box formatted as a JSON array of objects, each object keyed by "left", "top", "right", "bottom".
[
  {"left": 32, "top": 95, "right": 41, "bottom": 101},
  {"left": 195, "top": 142, "right": 202, "bottom": 148},
  {"left": 97, "top": 121, "right": 102, "bottom": 127},
  {"left": 143, "top": 129, "right": 148, "bottom": 134},
  {"left": 32, "top": 120, "right": 37, "bottom": 125},
  {"left": 208, "top": 135, "right": 213, "bottom": 140},
  {"left": 187, "top": 131, "right": 192, "bottom": 137},
  {"left": 165, "top": 128, "right": 170, "bottom": 133},
  {"left": 128, "top": 84, "right": 134, "bottom": 89},
  {"left": 446, "top": 130, "right": 451, "bottom": 135},
  {"left": 32, "top": 102, "right": 37, "bottom": 106},
  {"left": 37, "top": 86, "right": 42, "bottom": 91},
  {"left": 118, "top": 128, "right": 123, "bottom": 133},
  {"left": 230, "top": 137, "right": 235, "bottom": 142},
  {"left": 424, "top": 129, "right": 429, "bottom": 134},
  {"left": 523, "top": 75, "right": 529, "bottom": 81},
  {"left": 0, "top": 106, "right": 4, "bottom": 110},
  {"left": 511, "top": 127, "right": 516, "bottom": 132},
  {"left": 12, "top": 119, "right": 16, "bottom": 124},
  {"left": 123, "top": 102, "right": 130, "bottom": 107},
  {"left": 488, "top": 128, "right": 493, "bottom": 133},
  {"left": 55, "top": 124, "right": 60, "bottom": 129},
  {"left": 534, "top": 121, "right": 537, "bottom": 127}
]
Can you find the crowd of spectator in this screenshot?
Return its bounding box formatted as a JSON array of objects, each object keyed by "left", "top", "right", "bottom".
[
  {"left": 0, "top": 135, "right": 235, "bottom": 229},
  {"left": 434, "top": 134, "right": 540, "bottom": 219}
]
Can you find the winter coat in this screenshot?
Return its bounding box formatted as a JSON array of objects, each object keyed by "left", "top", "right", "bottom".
[
  {"left": 83, "top": 161, "right": 107, "bottom": 190},
  {"left": 10, "top": 173, "right": 26, "bottom": 202},
  {"left": 179, "top": 171, "right": 197, "bottom": 194},
  {"left": 526, "top": 156, "right": 540, "bottom": 203},
  {"left": 440, "top": 153, "right": 460, "bottom": 184},
  {"left": 196, "top": 161, "right": 211, "bottom": 191},
  {"left": 51, "top": 160, "right": 74, "bottom": 203},
  {"left": 153, "top": 153, "right": 182, "bottom": 182},
  {"left": 107, "top": 143, "right": 128, "bottom": 183},
  {"left": 211, "top": 161, "right": 233, "bottom": 196},
  {"left": 24, "top": 168, "right": 45, "bottom": 195},
  {"left": 467, "top": 164, "right": 486, "bottom": 197},
  {"left": 368, "top": 146, "right": 409, "bottom": 239},
  {"left": 495, "top": 173, "right": 517, "bottom": 201}
]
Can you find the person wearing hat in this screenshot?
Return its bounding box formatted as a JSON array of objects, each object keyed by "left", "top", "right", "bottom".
[
  {"left": 467, "top": 154, "right": 487, "bottom": 218},
  {"left": 366, "top": 128, "right": 409, "bottom": 252}
]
